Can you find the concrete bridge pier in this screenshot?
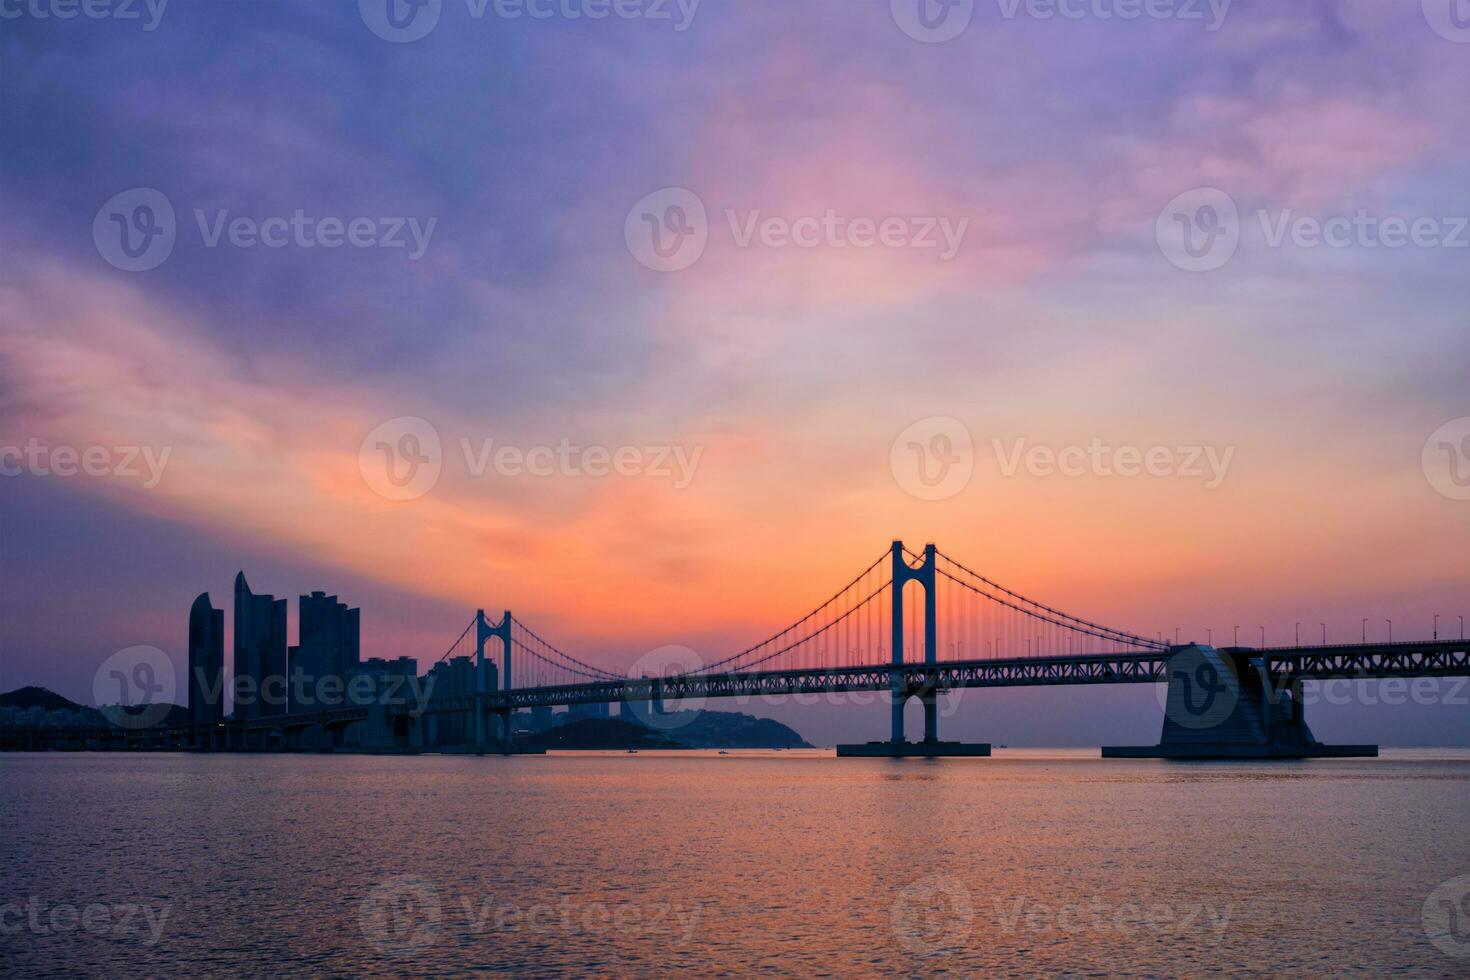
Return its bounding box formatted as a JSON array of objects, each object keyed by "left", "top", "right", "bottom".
[
  {"left": 922, "top": 689, "right": 939, "bottom": 744},
  {"left": 1103, "top": 645, "right": 1378, "bottom": 760}
]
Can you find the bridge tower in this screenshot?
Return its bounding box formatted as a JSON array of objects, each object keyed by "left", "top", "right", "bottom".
[
  {"left": 890, "top": 540, "right": 938, "bottom": 744},
  {"left": 475, "top": 609, "right": 513, "bottom": 754},
  {"left": 838, "top": 541, "right": 989, "bottom": 757}
]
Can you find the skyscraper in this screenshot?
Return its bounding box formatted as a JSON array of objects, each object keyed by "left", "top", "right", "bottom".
[
  {"left": 234, "top": 572, "right": 287, "bottom": 719},
  {"left": 187, "top": 592, "right": 224, "bottom": 726},
  {"left": 290, "top": 591, "right": 360, "bottom": 712}
]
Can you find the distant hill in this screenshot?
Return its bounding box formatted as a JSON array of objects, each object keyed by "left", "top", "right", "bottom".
[
  {"left": 516, "top": 709, "right": 812, "bottom": 751},
  {"left": 517, "top": 718, "right": 686, "bottom": 751},
  {"left": 0, "top": 686, "right": 186, "bottom": 729},
  {"left": 1, "top": 686, "right": 84, "bottom": 712},
  {"left": 647, "top": 709, "right": 812, "bottom": 749}
]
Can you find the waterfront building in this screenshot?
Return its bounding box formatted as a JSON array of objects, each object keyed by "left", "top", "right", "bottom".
[
  {"left": 234, "top": 572, "right": 288, "bottom": 720},
  {"left": 187, "top": 592, "right": 225, "bottom": 726}
]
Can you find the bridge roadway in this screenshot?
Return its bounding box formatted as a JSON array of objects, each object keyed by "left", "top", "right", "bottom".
[
  {"left": 11, "top": 640, "right": 1464, "bottom": 751},
  {"left": 393, "top": 638, "right": 1470, "bottom": 716}
]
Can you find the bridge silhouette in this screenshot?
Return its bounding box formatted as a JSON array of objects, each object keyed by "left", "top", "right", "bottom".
[
  {"left": 15, "top": 541, "right": 1468, "bottom": 757},
  {"left": 411, "top": 541, "right": 1467, "bottom": 758}
]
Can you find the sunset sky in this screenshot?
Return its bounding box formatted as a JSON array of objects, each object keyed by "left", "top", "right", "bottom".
[{"left": 2, "top": 0, "right": 1467, "bottom": 744}]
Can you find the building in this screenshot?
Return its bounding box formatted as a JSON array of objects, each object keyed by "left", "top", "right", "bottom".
[
  {"left": 234, "top": 572, "right": 288, "bottom": 720},
  {"left": 349, "top": 656, "right": 420, "bottom": 707},
  {"left": 289, "top": 591, "right": 360, "bottom": 712},
  {"left": 420, "top": 655, "right": 488, "bottom": 747},
  {"left": 187, "top": 592, "right": 225, "bottom": 726}
]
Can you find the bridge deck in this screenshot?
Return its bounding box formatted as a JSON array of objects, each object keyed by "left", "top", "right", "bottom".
[{"left": 409, "top": 640, "right": 1470, "bottom": 713}]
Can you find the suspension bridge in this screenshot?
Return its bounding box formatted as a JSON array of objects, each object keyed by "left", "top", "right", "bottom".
[
  {"left": 407, "top": 541, "right": 1467, "bottom": 758},
  {"left": 12, "top": 541, "right": 1468, "bottom": 758}
]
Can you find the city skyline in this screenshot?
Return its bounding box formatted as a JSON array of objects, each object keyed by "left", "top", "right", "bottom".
[
  {"left": 5, "top": 4, "right": 1470, "bottom": 975},
  {"left": 11, "top": 547, "right": 1467, "bottom": 752},
  {"left": 2, "top": 2, "right": 1468, "bottom": 748}
]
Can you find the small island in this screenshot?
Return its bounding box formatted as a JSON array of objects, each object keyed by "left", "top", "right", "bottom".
[{"left": 516, "top": 710, "right": 813, "bottom": 752}]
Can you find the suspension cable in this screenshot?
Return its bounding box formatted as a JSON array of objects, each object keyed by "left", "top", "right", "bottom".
[{"left": 930, "top": 549, "right": 1164, "bottom": 649}]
